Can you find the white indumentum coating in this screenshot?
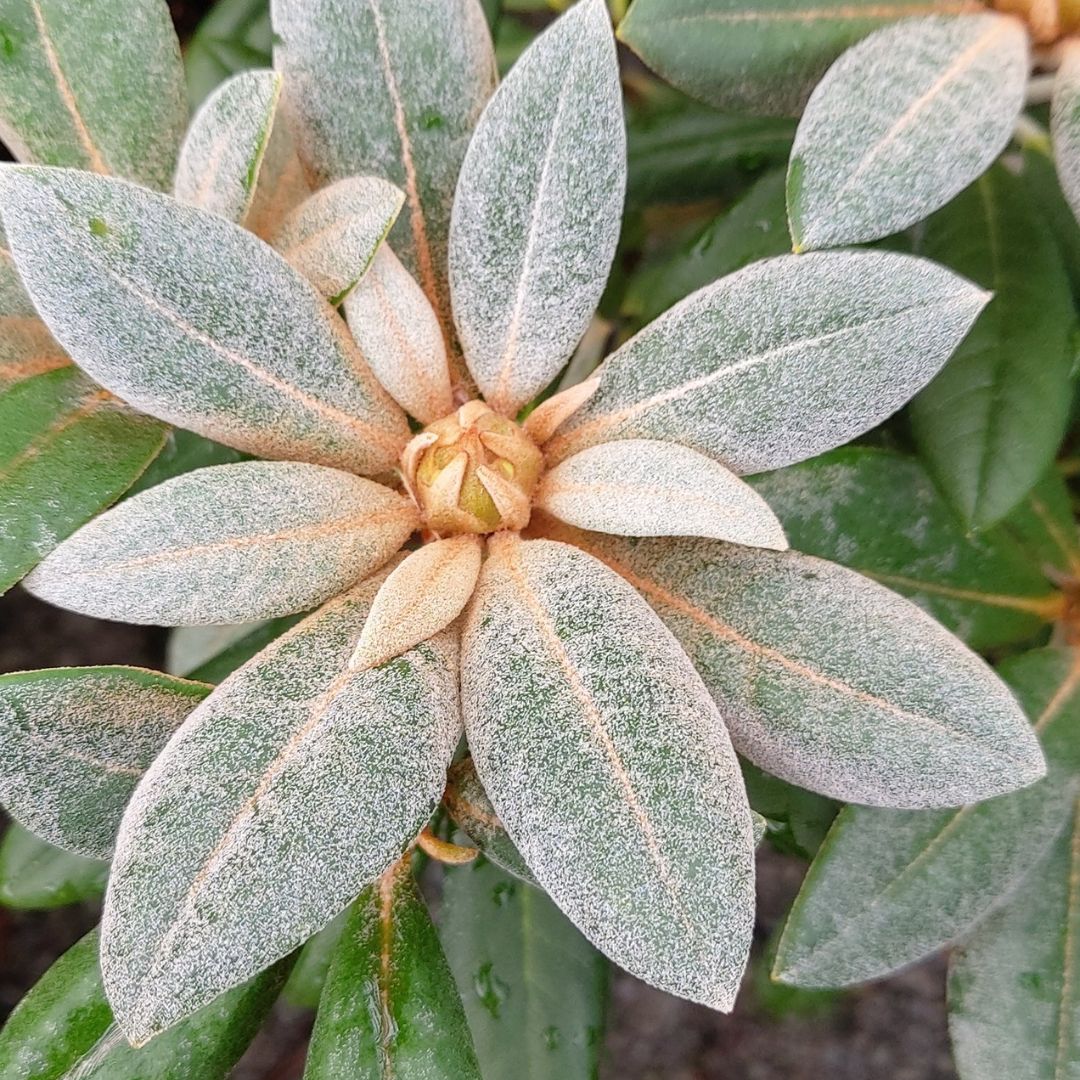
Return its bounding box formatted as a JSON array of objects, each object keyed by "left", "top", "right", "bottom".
[
  {"left": 787, "top": 14, "right": 1028, "bottom": 251},
  {"left": 535, "top": 439, "right": 789, "bottom": 549},
  {"left": 0, "top": 167, "right": 411, "bottom": 475},
  {"left": 101, "top": 567, "right": 462, "bottom": 1043},
  {"left": 343, "top": 246, "right": 454, "bottom": 424},
  {"left": 351, "top": 534, "right": 482, "bottom": 671},
  {"left": 548, "top": 250, "right": 989, "bottom": 475},
  {"left": 449, "top": 0, "right": 626, "bottom": 417},
  {"left": 174, "top": 70, "right": 282, "bottom": 227},
  {"left": 1052, "top": 45, "right": 1080, "bottom": 229},
  {"left": 561, "top": 529, "right": 1045, "bottom": 809},
  {"left": 273, "top": 175, "right": 405, "bottom": 303},
  {"left": 461, "top": 535, "right": 755, "bottom": 1011},
  {"left": 0, "top": 667, "right": 210, "bottom": 858},
  {"left": 23, "top": 461, "right": 418, "bottom": 625}
]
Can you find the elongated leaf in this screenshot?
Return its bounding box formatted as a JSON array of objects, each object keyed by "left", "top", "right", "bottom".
[
  {"left": 101, "top": 569, "right": 462, "bottom": 1043},
  {"left": 537, "top": 438, "right": 788, "bottom": 548},
  {"left": 185, "top": 0, "right": 274, "bottom": 109},
  {"left": 773, "top": 647, "right": 1080, "bottom": 988},
  {"left": 910, "top": 166, "right": 1076, "bottom": 529},
  {"left": 440, "top": 848, "right": 607, "bottom": 1079},
  {"left": 272, "top": 0, "right": 497, "bottom": 370},
  {"left": 1000, "top": 465, "right": 1080, "bottom": 580},
  {"left": 948, "top": 798, "right": 1080, "bottom": 1080},
  {"left": 751, "top": 447, "right": 1061, "bottom": 650},
  {"left": 1053, "top": 44, "right": 1080, "bottom": 228},
  {"left": 0, "top": 367, "right": 167, "bottom": 595},
  {"left": 787, "top": 14, "right": 1028, "bottom": 251},
  {"left": 0, "top": 0, "right": 186, "bottom": 190},
  {"left": 0, "top": 316, "right": 68, "bottom": 389},
  {"left": 305, "top": 858, "right": 482, "bottom": 1079},
  {"left": 25, "top": 461, "right": 417, "bottom": 625},
  {"left": 450, "top": 0, "right": 625, "bottom": 415},
  {"left": 174, "top": 70, "right": 282, "bottom": 226},
  {"left": 281, "top": 908, "right": 348, "bottom": 1009},
  {"left": 550, "top": 526, "right": 1045, "bottom": 808},
  {"left": 547, "top": 250, "right": 988, "bottom": 474},
  {"left": 0, "top": 167, "right": 410, "bottom": 475},
  {"left": 0, "top": 929, "right": 287, "bottom": 1080},
  {"left": 0, "top": 666, "right": 210, "bottom": 858},
  {"left": 0, "top": 822, "right": 107, "bottom": 910},
  {"left": 462, "top": 534, "right": 755, "bottom": 1010}
]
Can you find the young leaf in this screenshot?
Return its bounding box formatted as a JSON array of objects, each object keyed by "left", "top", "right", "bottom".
[
  {"left": 773, "top": 647, "right": 1080, "bottom": 988},
  {"left": 185, "top": 0, "right": 274, "bottom": 109},
  {"left": 462, "top": 534, "right": 755, "bottom": 1011},
  {"left": 440, "top": 849, "right": 608, "bottom": 1079},
  {"left": 24, "top": 461, "right": 418, "bottom": 625},
  {"left": 0, "top": 368, "right": 167, "bottom": 596},
  {"left": 101, "top": 570, "right": 462, "bottom": 1043},
  {"left": 0, "top": 823, "right": 107, "bottom": 910},
  {"left": 0, "top": 317, "right": 69, "bottom": 390},
  {"left": 304, "top": 859, "right": 482, "bottom": 1079},
  {"left": 273, "top": 176, "right": 405, "bottom": 304},
  {"left": 751, "top": 447, "right": 1062, "bottom": 650},
  {"left": 1053, "top": 43, "right": 1080, "bottom": 228},
  {"left": 343, "top": 247, "right": 455, "bottom": 424},
  {"left": 536, "top": 439, "right": 788, "bottom": 548},
  {"left": 910, "top": 166, "right": 1076, "bottom": 529},
  {"left": 551, "top": 527, "right": 1045, "bottom": 808},
  {"left": 174, "top": 70, "right": 283, "bottom": 226},
  {"left": 0, "top": 666, "right": 210, "bottom": 859},
  {"left": 787, "top": 14, "right": 1028, "bottom": 251},
  {"left": 0, "top": 167, "right": 410, "bottom": 476},
  {"left": 0, "top": 0, "right": 187, "bottom": 190},
  {"left": 547, "top": 250, "right": 988, "bottom": 474},
  {"left": 449, "top": 0, "right": 626, "bottom": 416}
]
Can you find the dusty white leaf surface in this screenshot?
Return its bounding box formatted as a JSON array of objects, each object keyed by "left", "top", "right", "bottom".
[{"left": 1053, "top": 43, "right": 1080, "bottom": 228}]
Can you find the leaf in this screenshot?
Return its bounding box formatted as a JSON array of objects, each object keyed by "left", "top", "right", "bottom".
[
  {"left": 1000, "top": 465, "right": 1080, "bottom": 581},
  {"left": 274, "top": 176, "right": 405, "bottom": 304},
  {"left": 281, "top": 908, "right": 348, "bottom": 1009},
  {"left": 343, "top": 247, "right": 455, "bottom": 424},
  {"left": 948, "top": 797, "right": 1080, "bottom": 1080},
  {"left": 0, "top": 0, "right": 187, "bottom": 190},
  {"left": 185, "top": 0, "right": 274, "bottom": 109},
  {"left": 1053, "top": 43, "right": 1080, "bottom": 229},
  {"left": 440, "top": 839, "right": 607, "bottom": 1080},
  {"left": 0, "top": 929, "right": 287, "bottom": 1080},
  {"left": 750, "top": 447, "right": 1062, "bottom": 650},
  {"left": 461, "top": 533, "right": 755, "bottom": 1010},
  {"left": 0, "top": 316, "right": 68, "bottom": 390},
  {"left": 0, "top": 822, "right": 107, "bottom": 910},
  {"left": 449, "top": 0, "right": 625, "bottom": 416},
  {"left": 549, "top": 526, "right": 1046, "bottom": 808},
  {"left": 271, "top": 0, "right": 497, "bottom": 373},
  {"left": 786, "top": 14, "right": 1028, "bottom": 251},
  {"left": 0, "top": 367, "right": 167, "bottom": 596},
  {"left": 174, "top": 70, "right": 283, "bottom": 227},
  {"left": 128, "top": 428, "right": 248, "bottom": 498},
  {"left": 547, "top": 250, "right": 989, "bottom": 474},
  {"left": 0, "top": 167, "right": 410, "bottom": 476},
  {"left": 0, "top": 221, "right": 39, "bottom": 318},
  {"left": 910, "top": 165, "right": 1077, "bottom": 529},
  {"left": 773, "top": 647, "right": 1080, "bottom": 988},
  {"left": 304, "top": 858, "right": 482, "bottom": 1079},
  {"left": 741, "top": 762, "right": 838, "bottom": 860},
  {"left": 537, "top": 438, "right": 788, "bottom": 549},
  {"left": 25, "top": 460, "right": 417, "bottom": 625},
  {"left": 184, "top": 613, "right": 307, "bottom": 684},
  {"left": 101, "top": 569, "right": 462, "bottom": 1043}
]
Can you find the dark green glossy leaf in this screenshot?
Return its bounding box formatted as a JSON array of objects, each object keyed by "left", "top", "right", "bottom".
[
  {"left": 281, "top": 908, "right": 348, "bottom": 1010},
  {"left": 128, "top": 429, "right": 248, "bottom": 498},
  {"left": 185, "top": 0, "right": 274, "bottom": 108},
  {"left": 741, "top": 761, "right": 838, "bottom": 861},
  {"left": 998, "top": 464, "right": 1080, "bottom": 582},
  {"left": 0, "top": 822, "right": 107, "bottom": 910},
  {"left": 1020, "top": 148, "right": 1080, "bottom": 302}
]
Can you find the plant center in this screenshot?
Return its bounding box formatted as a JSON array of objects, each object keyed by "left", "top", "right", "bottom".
[{"left": 991, "top": 0, "right": 1080, "bottom": 42}]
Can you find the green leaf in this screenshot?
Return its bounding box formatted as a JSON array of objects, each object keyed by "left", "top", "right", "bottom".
[
  {"left": 0, "top": 367, "right": 167, "bottom": 596},
  {"left": 449, "top": 0, "right": 625, "bottom": 416},
  {"left": 751, "top": 447, "right": 1061, "bottom": 650},
  {"left": 0, "top": 928, "right": 287, "bottom": 1080},
  {"left": 304, "top": 859, "right": 482, "bottom": 1079},
  {"left": 1019, "top": 147, "right": 1080, "bottom": 302},
  {"left": 440, "top": 851, "right": 608, "bottom": 1079},
  {"left": 1053, "top": 45, "right": 1080, "bottom": 229},
  {"left": 553, "top": 527, "right": 1045, "bottom": 808},
  {"left": 773, "top": 647, "right": 1080, "bottom": 988},
  {"left": 174, "top": 70, "right": 282, "bottom": 227},
  {"left": 0, "top": 666, "right": 211, "bottom": 858},
  {"left": 101, "top": 567, "right": 462, "bottom": 1043},
  {"left": 0, "top": 0, "right": 187, "bottom": 190},
  {"left": 128, "top": 428, "right": 248, "bottom": 498},
  {"left": 547, "top": 250, "right": 988, "bottom": 474},
  {"left": 281, "top": 908, "right": 348, "bottom": 1009},
  {"left": 999, "top": 464, "right": 1080, "bottom": 580},
  {"left": 741, "top": 762, "right": 838, "bottom": 860},
  {"left": 0, "top": 822, "right": 107, "bottom": 910},
  {"left": 910, "top": 166, "right": 1077, "bottom": 529},
  {"left": 0, "top": 167, "right": 410, "bottom": 476},
  {"left": 786, "top": 14, "right": 1028, "bottom": 251},
  {"left": 25, "top": 461, "right": 418, "bottom": 625},
  {"left": 618, "top": 0, "right": 978, "bottom": 116},
  {"left": 185, "top": 0, "right": 274, "bottom": 109},
  {"left": 462, "top": 534, "right": 755, "bottom": 1010}
]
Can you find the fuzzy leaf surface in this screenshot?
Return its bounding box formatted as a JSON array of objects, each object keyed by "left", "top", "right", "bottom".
[
  {"left": 0, "top": 823, "right": 107, "bottom": 910},
  {"left": 1053, "top": 44, "right": 1080, "bottom": 228}
]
